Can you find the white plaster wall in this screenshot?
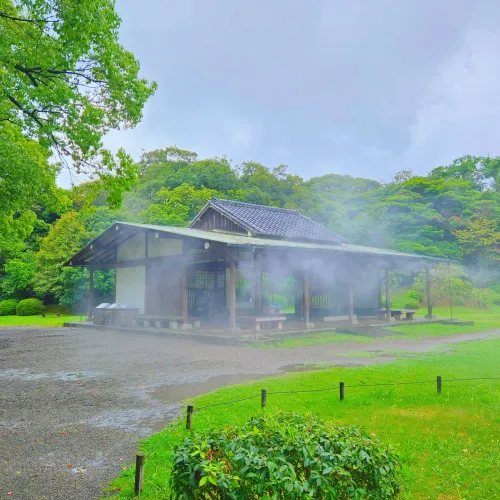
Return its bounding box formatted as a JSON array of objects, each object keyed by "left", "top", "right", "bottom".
[
  {"left": 116, "top": 266, "right": 146, "bottom": 313},
  {"left": 117, "top": 233, "right": 146, "bottom": 262},
  {"left": 148, "top": 235, "right": 183, "bottom": 258}
]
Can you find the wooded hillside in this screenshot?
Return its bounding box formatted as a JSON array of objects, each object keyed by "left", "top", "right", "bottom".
[{"left": 1, "top": 147, "right": 499, "bottom": 311}]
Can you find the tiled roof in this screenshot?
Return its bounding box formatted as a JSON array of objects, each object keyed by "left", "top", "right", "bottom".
[{"left": 206, "top": 198, "right": 347, "bottom": 244}]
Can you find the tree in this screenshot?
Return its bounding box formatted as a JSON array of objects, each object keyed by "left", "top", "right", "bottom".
[
  {"left": 34, "top": 208, "right": 115, "bottom": 307},
  {"left": 0, "top": 0, "right": 157, "bottom": 206}
]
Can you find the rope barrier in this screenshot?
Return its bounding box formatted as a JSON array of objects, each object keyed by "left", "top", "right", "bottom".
[
  {"left": 196, "top": 394, "right": 260, "bottom": 411},
  {"left": 145, "top": 419, "right": 183, "bottom": 458}
]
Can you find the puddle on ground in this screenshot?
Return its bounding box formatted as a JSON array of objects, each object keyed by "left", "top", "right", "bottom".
[
  {"left": 0, "top": 369, "right": 99, "bottom": 381},
  {"left": 151, "top": 373, "right": 268, "bottom": 403}
]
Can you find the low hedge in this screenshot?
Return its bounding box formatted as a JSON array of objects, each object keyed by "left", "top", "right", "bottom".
[
  {"left": 170, "top": 411, "right": 400, "bottom": 498},
  {"left": 0, "top": 299, "right": 19, "bottom": 316},
  {"left": 16, "top": 298, "right": 45, "bottom": 316}
]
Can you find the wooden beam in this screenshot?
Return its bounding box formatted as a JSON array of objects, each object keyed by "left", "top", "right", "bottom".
[{"left": 229, "top": 249, "right": 237, "bottom": 331}]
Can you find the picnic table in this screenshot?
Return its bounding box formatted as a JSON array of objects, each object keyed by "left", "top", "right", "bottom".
[
  {"left": 134, "top": 315, "right": 200, "bottom": 329},
  {"left": 377, "top": 309, "right": 416, "bottom": 321}
]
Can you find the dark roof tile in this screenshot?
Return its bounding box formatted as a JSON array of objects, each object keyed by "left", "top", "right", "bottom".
[{"left": 208, "top": 198, "right": 347, "bottom": 244}]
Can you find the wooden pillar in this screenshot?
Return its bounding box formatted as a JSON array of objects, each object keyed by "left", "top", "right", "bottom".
[
  {"left": 347, "top": 281, "right": 354, "bottom": 324},
  {"left": 385, "top": 269, "right": 393, "bottom": 321},
  {"left": 425, "top": 265, "right": 433, "bottom": 318},
  {"left": 377, "top": 272, "right": 383, "bottom": 309},
  {"left": 294, "top": 272, "right": 303, "bottom": 319},
  {"left": 229, "top": 249, "right": 237, "bottom": 331},
  {"left": 303, "top": 271, "right": 313, "bottom": 328},
  {"left": 252, "top": 255, "right": 262, "bottom": 315},
  {"left": 88, "top": 268, "right": 94, "bottom": 320},
  {"left": 181, "top": 242, "right": 189, "bottom": 328}
]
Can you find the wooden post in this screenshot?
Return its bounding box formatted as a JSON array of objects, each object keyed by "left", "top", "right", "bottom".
[
  {"left": 252, "top": 254, "right": 262, "bottom": 315},
  {"left": 347, "top": 281, "right": 355, "bottom": 324},
  {"left": 229, "top": 249, "right": 237, "bottom": 332},
  {"left": 134, "top": 454, "right": 145, "bottom": 495},
  {"left": 340, "top": 382, "right": 345, "bottom": 401},
  {"left": 303, "top": 271, "right": 311, "bottom": 327},
  {"left": 88, "top": 268, "right": 94, "bottom": 320},
  {"left": 186, "top": 405, "right": 193, "bottom": 430},
  {"left": 294, "top": 272, "right": 303, "bottom": 320},
  {"left": 437, "top": 376, "right": 442, "bottom": 394},
  {"left": 426, "top": 265, "right": 433, "bottom": 319},
  {"left": 261, "top": 388, "right": 267, "bottom": 408},
  {"left": 385, "top": 269, "right": 392, "bottom": 321},
  {"left": 181, "top": 243, "right": 189, "bottom": 328}
]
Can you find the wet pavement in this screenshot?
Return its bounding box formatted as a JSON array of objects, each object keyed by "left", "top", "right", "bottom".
[{"left": 0, "top": 326, "right": 498, "bottom": 499}]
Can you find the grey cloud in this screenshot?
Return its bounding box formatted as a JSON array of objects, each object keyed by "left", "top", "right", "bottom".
[{"left": 61, "top": 1, "right": 500, "bottom": 187}]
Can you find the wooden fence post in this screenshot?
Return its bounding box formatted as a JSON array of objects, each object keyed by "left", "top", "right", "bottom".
[
  {"left": 134, "top": 454, "right": 144, "bottom": 495},
  {"left": 437, "top": 376, "right": 442, "bottom": 394},
  {"left": 340, "top": 382, "right": 345, "bottom": 401},
  {"left": 261, "top": 389, "right": 267, "bottom": 408},
  {"left": 186, "top": 405, "right": 194, "bottom": 430}
]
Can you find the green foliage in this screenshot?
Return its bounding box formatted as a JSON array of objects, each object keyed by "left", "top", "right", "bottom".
[
  {"left": 270, "top": 294, "right": 288, "bottom": 307},
  {"left": 413, "top": 264, "right": 473, "bottom": 306},
  {"left": 471, "top": 288, "right": 500, "bottom": 308},
  {"left": 0, "top": 0, "right": 156, "bottom": 207},
  {"left": 170, "top": 411, "right": 400, "bottom": 499},
  {"left": 16, "top": 297, "right": 44, "bottom": 316},
  {"left": 34, "top": 208, "right": 115, "bottom": 307},
  {"left": 1, "top": 252, "right": 36, "bottom": 299},
  {"left": 0, "top": 299, "right": 19, "bottom": 316}
]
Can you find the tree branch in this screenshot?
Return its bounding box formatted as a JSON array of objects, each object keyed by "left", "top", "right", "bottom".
[{"left": 0, "top": 11, "right": 58, "bottom": 24}]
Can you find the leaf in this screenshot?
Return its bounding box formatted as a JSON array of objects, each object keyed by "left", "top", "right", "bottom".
[{"left": 199, "top": 476, "right": 208, "bottom": 486}]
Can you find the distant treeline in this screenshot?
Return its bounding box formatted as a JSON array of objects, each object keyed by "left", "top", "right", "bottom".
[{"left": 1, "top": 148, "right": 499, "bottom": 310}]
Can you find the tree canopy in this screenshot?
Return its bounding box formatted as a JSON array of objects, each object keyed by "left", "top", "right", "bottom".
[{"left": 0, "top": 0, "right": 156, "bottom": 207}]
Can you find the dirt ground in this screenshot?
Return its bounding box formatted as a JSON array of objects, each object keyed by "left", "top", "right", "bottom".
[{"left": 0, "top": 326, "right": 498, "bottom": 499}]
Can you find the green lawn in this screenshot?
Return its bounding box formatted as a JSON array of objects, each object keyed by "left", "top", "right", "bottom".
[
  {"left": 0, "top": 314, "right": 82, "bottom": 328},
  {"left": 250, "top": 306, "right": 500, "bottom": 348},
  {"left": 249, "top": 331, "right": 373, "bottom": 348},
  {"left": 109, "top": 337, "right": 500, "bottom": 499},
  {"left": 385, "top": 306, "right": 500, "bottom": 339}
]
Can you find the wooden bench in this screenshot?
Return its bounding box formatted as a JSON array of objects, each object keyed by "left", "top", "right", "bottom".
[
  {"left": 376, "top": 309, "right": 416, "bottom": 321},
  {"left": 239, "top": 315, "right": 287, "bottom": 331},
  {"left": 134, "top": 315, "right": 200, "bottom": 329}
]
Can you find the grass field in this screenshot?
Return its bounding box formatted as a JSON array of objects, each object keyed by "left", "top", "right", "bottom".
[
  {"left": 0, "top": 314, "right": 82, "bottom": 328},
  {"left": 250, "top": 306, "right": 500, "bottom": 348},
  {"left": 109, "top": 337, "right": 500, "bottom": 499}
]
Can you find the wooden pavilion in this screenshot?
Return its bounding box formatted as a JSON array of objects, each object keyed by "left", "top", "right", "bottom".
[{"left": 67, "top": 198, "right": 442, "bottom": 332}]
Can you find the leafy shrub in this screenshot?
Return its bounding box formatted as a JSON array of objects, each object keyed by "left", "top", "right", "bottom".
[
  {"left": 271, "top": 294, "right": 288, "bottom": 307},
  {"left": 0, "top": 299, "right": 19, "bottom": 316},
  {"left": 471, "top": 288, "right": 500, "bottom": 308},
  {"left": 16, "top": 298, "right": 45, "bottom": 316},
  {"left": 405, "top": 289, "right": 422, "bottom": 303},
  {"left": 170, "top": 411, "right": 400, "bottom": 499}
]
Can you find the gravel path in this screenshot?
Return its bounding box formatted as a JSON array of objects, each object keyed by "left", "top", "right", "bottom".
[{"left": 0, "top": 326, "right": 498, "bottom": 499}]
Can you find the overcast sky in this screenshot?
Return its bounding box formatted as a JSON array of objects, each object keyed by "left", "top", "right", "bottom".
[{"left": 60, "top": 0, "right": 500, "bottom": 186}]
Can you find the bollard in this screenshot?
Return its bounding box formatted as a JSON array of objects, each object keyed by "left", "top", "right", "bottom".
[
  {"left": 437, "top": 376, "right": 442, "bottom": 394},
  {"left": 186, "top": 405, "right": 194, "bottom": 430},
  {"left": 340, "top": 382, "right": 345, "bottom": 401},
  {"left": 134, "top": 454, "right": 144, "bottom": 495},
  {"left": 261, "top": 388, "right": 267, "bottom": 408}
]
